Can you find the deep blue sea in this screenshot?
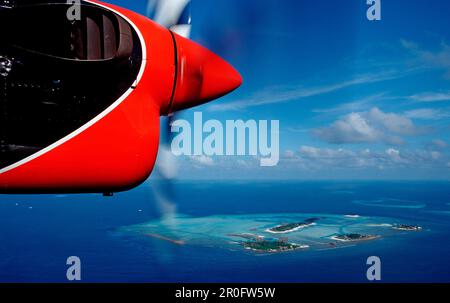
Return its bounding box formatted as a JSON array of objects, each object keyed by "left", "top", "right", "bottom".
[{"left": 1, "top": 180, "right": 450, "bottom": 282}]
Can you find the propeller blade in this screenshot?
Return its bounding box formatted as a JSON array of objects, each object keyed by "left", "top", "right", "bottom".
[
  {"left": 146, "top": 0, "right": 191, "bottom": 38},
  {"left": 145, "top": 0, "right": 192, "bottom": 223}
]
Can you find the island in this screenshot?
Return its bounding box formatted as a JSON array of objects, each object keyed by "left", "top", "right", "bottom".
[
  {"left": 228, "top": 233, "right": 264, "bottom": 240},
  {"left": 266, "top": 218, "right": 319, "bottom": 234},
  {"left": 392, "top": 224, "right": 422, "bottom": 231},
  {"left": 119, "top": 213, "right": 425, "bottom": 255},
  {"left": 242, "top": 238, "right": 309, "bottom": 253},
  {"left": 345, "top": 214, "right": 361, "bottom": 218},
  {"left": 330, "top": 233, "right": 379, "bottom": 242}
]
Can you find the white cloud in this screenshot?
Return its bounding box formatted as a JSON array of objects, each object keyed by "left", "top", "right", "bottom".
[
  {"left": 409, "top": 91, "right": 450, "bottom": 102},
  {"left": 314, "top": 112, "right": 381, "bottom": 144},
  {"left": 312, "top": 94, "right": 385, "bottom": 114},
  {"left": 431, "top": 151, "right": 441, "bottom": 160},
  {"left": 189, "top": 155, "right": 214, "bottom": 166},
  {"left": 208, "top": 72, "right": 401, "bottom": 112},
  {"left": 297, "top": 146, "right": 370, "bottom": 169},
  {"left": 299, "top": 146, "right": 356, "bottom": 161},
  {"left": 283, "top": 150, "right": 296, "bottom": 159},
  {"left": 292, "top": 146, "right": 448, "bottom": 170},
  {"left": 386, "top": 148, "right": 407, "bottom": 163},
  {"left": 386, "top": 148, "right": 399, "bottom": 156},
  {"left": 429, "top": 139, "right": 448, "bottom": 149},
  {"left": 368, "top": 107, "right": 418, "bottom": 135},
  {"left": 401, "top": 39, "right": 450, "bottom": 79},
  {"left": 401, "top": 39, "right": 419, "bottom": 50},
  {"left": 313, "top": 107, "right": 421, "bottom": 145},
  {"left": 404, "top": 108, "right": 450, "bottom": 120}
]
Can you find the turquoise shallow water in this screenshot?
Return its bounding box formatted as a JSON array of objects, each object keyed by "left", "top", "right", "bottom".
[
  {"left": 0, "top": 181, "right": 450, "bottom": 282},
  {"left": 119, "top": 213, "right": 425, "bottom": 252}
]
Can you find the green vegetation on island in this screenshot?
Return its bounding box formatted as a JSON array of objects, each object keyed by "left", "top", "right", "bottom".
[
  {"left": 267, "top": 218, "right": 320, "bottom": 233},
  {"left": 331, "top": 233, "right": 379, "bottom": 242},
  {"left": 123, "top": 213, "right": 424, "bottom": 254},
  {"left": 242, "top": 238, "right": 308, "bottom": 252},
  {"left": 392, "top": 224, "right": 422, "bottom": 231}
]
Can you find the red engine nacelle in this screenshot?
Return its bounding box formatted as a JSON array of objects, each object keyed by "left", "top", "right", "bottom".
[{"left": 0, "top": 0, "right": 241, "bottom": 194}]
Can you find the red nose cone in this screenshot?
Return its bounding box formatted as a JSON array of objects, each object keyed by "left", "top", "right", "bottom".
[
  {"left": 199, "top": 50, "right": 243, "bottom": 101},
  {"left": 168, "top": 34, "right": 242, "bottom": 113}
]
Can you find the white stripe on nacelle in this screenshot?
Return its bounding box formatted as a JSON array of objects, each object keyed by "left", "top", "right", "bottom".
[{"left": 0, "top": 0, "right": 147, "bottom": 175}]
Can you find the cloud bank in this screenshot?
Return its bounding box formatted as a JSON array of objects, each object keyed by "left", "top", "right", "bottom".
[{"left": 313, "top": 107, "right": 425, "bottom": 145}]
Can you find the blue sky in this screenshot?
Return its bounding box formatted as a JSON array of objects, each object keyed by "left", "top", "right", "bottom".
[{"left": 111, "top": 0, "right": 450, "bottom": 180}]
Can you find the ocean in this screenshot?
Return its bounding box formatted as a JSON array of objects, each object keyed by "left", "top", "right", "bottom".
[{"left": 0, "top": 180, "right": 450, "bottom": 282}]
